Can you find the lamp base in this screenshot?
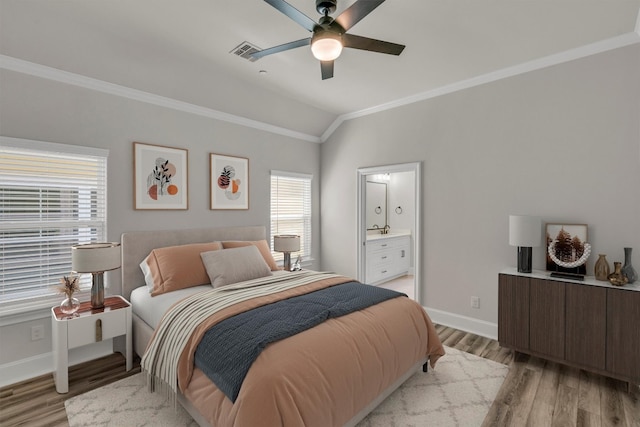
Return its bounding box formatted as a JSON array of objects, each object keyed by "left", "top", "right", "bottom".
[
  {"left": 517, "top": 246, "right": 533, "bottom": 273},
  {"left": 283, "top": 252, "right": 292, "bottom": 272},
  {"left": 91, "top": 272, "right": 105, "bottom": 309}
]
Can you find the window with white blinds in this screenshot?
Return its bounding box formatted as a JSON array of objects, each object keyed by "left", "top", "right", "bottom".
[
  {"left": 0, "top": 138, "right": 108, "bottom": 304},
  {"left": 270, "top": 171, "right": 312, "bottom": 262}
]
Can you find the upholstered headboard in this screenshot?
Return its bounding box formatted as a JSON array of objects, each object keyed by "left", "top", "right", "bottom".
[{"left": 120, "top": 225, "right": 266, "bottom": 300}]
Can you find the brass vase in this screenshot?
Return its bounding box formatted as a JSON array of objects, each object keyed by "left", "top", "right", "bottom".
[
  {"left": 594, "top": 254, "right": 610, "bottom": 281},
  {"left": 607, "top": 262, "right": 628, "bottom": 286}
]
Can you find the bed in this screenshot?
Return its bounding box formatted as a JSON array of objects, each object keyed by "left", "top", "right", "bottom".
[{"left": 121, "top": 225, "right": 444, "bottom": 427}]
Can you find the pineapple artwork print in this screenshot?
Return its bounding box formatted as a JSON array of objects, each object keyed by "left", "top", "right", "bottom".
[
  {"left": 146, "top": 157, "right": 179, "bottom": 200},
  {"left": 217, "top": 165, "right": 242, "bottom": 200}
]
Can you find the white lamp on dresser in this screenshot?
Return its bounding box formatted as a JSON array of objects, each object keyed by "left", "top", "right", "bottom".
[{"left": 509, "top": 215, "right": 541, "bottom": 273}]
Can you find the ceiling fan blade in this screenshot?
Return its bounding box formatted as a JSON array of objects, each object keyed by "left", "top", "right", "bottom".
[
  {"left": 342, "top": 33, "right": 405, "bottom": 55},
  {"left": 335, "top": 0, "right": 385, "bottom": 31},
  {"left": 320, "top": 61, "right": 334, "bottom": 80},
  {"left": 250, "top": 38, "right": 311, "bottom": 60},
  {"left": 264, "top": 0, "right": 317, "bottom": 32}
]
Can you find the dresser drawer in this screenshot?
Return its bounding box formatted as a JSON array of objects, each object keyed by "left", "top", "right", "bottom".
[
  {"left": 365, "top": 235, "right": 411, "bottom": 284},
  {"left": 368, "top": 250, "right": 394, "bottom": 264},
  {"left": 67, "top": 309, "right": 127, "bottom": 349},
  {"left": 367, "top": 266, "right": 395, "bottom": 284},
  {"left": 366, "top": 237, "right": 404, "bottom": 253}
]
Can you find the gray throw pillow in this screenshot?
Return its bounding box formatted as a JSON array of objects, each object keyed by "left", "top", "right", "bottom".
[{"left": 200, "top": 245, "right": 272, "bottom": 288}]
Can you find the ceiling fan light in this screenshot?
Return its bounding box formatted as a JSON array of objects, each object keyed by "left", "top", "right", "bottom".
[{"left": 311, "top": 35, "right": 343, "bottom": 61}]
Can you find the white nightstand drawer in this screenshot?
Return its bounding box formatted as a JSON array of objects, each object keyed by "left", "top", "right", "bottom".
[
  {"left": 52, "top": 295, "right": 132, "bottom": 393},
  {"left": 67, "top": 310, "right": 127, "bottom": 349}
]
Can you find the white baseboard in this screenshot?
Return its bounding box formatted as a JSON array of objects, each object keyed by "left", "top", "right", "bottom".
[
  {"left": 424, "top": 306, "right": 498, "bottom": 340},
  {"left": 0, "top": 340, "right": 113, "bottom": 388}
]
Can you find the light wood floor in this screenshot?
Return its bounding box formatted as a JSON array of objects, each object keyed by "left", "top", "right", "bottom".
[
  {"left": 1, "top": 325, "right": 637, "bottom": 427},
  {"left": 378, "top": 274, "right": 415, "bottom": 300}
]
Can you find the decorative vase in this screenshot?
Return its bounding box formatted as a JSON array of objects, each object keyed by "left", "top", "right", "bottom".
[
  {"left": 594, "top": 254, "right": 610, "bottom": 281},
  {"left": 60, "top": 296, "right": 80, "bottom": 316},
  {"left": 607, "top": 262, "right": 628, "bottom": 286},
  {"left": 621, "top": 247, "right": 637, "bottom": 284}
]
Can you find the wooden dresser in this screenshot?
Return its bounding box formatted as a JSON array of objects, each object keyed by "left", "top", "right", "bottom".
[{"left": 498, "top": 269, "right": 640, "bottom": 387}]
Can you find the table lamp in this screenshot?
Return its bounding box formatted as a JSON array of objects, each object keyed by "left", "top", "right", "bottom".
[
  {"left": 273, "top": 235, "right": 300, "bottom": 271},
  {"left": 509, "top": 215, "right": 541, "bottom": 273},
  {"left": 72, "top": 242, "right": 121, "bottom": 308}
]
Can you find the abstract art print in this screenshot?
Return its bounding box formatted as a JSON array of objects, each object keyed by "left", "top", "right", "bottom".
[
  {"left": 210, "top": 153, "right": 249, "bottom": 210},
  {"left": 134, "top": 142, "right": 188, "bottom": 210}
]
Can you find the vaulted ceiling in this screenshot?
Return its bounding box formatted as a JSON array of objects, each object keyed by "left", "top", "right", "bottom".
[{"left": 2, "top": 1, "right": 639, "bottom": 141}]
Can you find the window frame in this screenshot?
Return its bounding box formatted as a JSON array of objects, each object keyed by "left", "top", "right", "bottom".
[
  {"left": 0, "top": 137, "right": 109, "bottom": 316},
  {"left": 270, "top": 170, "right": 313, "bottom": 264}
]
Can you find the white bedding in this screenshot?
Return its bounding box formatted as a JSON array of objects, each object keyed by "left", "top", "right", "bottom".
[
  {"left": 130, "top": 284, "right": 212, "bottom": 328},
  {"left": 130, "top": 270, "right": 291, "bottom": 329}
]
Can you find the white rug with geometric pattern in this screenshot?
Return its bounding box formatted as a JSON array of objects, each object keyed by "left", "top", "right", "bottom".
[
  {"left": 358, "top": 346, "right": 509, "bottom": 426},
  {"left": 66, "top": 346, "right": 508, "bottom": 427}
]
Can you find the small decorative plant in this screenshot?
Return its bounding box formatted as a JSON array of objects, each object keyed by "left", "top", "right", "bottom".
[
  {"left": 57, "top": 275, "right": 80, "bottom": 299},
  {"left": 57, "top": 275, "right": 81, "bottom": 316}
]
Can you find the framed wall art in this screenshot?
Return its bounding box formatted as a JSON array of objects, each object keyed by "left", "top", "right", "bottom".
[
  {"left": 545, "top": 223, "right": 590, "bottom": 277},
  {"left": 133, "top": 142, "right": 188, "bottom": 210},
  {"left": 210, "top": 153, "right": 249, "bottom": 210}
]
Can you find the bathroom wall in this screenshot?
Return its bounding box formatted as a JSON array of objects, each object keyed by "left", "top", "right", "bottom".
[{"left": 387, "top": 171, "right": 415, "bottom": 235}]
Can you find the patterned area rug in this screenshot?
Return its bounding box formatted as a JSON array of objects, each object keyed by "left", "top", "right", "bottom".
[
  {"left": 65, "top": 346, "right": 508, "bottom": 427},
  {"left": 358, "top": 346, "right": 509, "bottom": 426}
]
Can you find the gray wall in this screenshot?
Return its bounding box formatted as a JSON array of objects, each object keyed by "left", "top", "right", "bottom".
[
  {"left": 1, "top": 42, "right": 639, "bottom": 374},
  {"left": 388, "top": 171, "right": 416, "bottom": 235},
  {"left": 320, "top": 44, "right": 640, "bottom": 328},
  {"left": 0, "top": 70, "right": 321, "bottom": 366}
]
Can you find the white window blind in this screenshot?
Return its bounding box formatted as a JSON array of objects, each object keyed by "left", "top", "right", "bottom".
[
  {"left": 0, "top": 139, "right": 108, "bottom": 304},
  {"left": 270, "top": 171, "right": 312, "bottom": 262}
]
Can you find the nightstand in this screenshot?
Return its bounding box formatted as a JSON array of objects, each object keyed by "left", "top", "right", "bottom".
[{"left": 51, "top": 295, "right": 132, "bottom": 393}]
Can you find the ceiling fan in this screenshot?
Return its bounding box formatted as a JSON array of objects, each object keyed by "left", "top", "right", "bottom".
[{"left": 250, "top": 0, "right": 405, "bottom": 80}]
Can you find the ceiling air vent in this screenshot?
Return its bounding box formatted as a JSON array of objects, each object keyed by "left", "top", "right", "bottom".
[{"left": 230, "top": 41, "right": 261, "bottom": 62}]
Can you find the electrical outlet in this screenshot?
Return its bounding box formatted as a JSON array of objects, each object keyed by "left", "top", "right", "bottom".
[
  {"left": 471, "top": 296, "right": 480, "bottom": 309},
  {"left": 31, "top": 324, "right": 45, "bottom": 341}
]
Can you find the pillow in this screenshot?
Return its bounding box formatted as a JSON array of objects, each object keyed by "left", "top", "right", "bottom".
[
  {"left": 221, "top": 240, "right": 279, "bottom": 271},
  {"left": 140, "top": 242, "right": 222, "bottom": 296},
  {"left": 201, "top": 245, "right": 272, "bottom": 288}
]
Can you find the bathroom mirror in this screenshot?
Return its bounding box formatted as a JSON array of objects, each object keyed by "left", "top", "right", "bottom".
[{"left": 366, "top": 181, "right": 387, "bottom": 230}]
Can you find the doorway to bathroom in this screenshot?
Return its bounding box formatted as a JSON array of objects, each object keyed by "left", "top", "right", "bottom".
[{"left": 356, "top": 162, "right": 422, "bottom": 303}]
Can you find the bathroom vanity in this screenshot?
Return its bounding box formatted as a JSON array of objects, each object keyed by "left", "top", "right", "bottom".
[{"left": 365, "top": 233, "right": 410, "bottom": 285}]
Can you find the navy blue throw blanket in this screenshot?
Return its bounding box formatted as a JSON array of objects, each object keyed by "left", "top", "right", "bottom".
[{"left": 194, "top": 281, "right": 405, "bottom": 402}]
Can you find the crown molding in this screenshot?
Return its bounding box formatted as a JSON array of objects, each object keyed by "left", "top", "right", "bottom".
[
  {"left": 0, "top": 55, "right": 321, "bottom": 144},
  {"left": 321, "top": 31, "right": 640, "bottom": 142}
]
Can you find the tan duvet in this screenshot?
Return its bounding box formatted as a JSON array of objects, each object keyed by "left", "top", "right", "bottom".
[{"left": 167, "top": 277, "right": 445, "bottom": 427}]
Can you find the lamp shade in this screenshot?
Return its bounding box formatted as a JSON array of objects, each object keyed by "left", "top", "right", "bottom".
[
  {"left": 72, "top": 242, "right": 121, "bottom": 273},
  {"left": 273, "top": 235, "right": 300, "bottom": 253},
  {"left": 509, "top": 215, "right": 541, "bottom": 247}
]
